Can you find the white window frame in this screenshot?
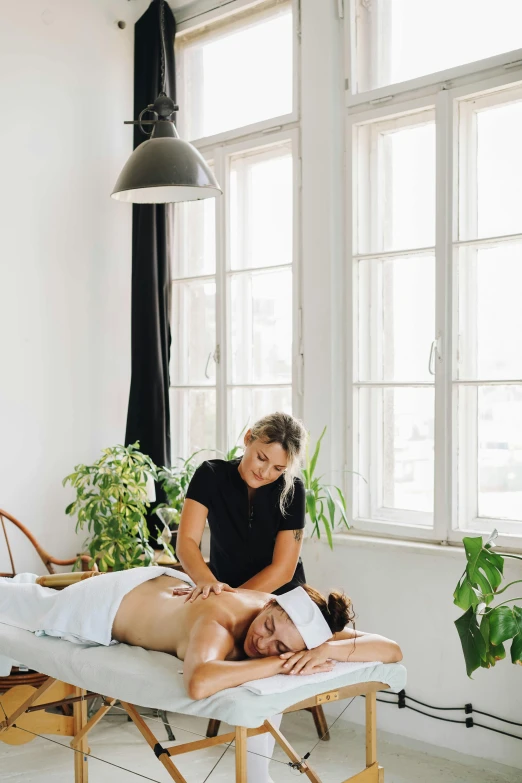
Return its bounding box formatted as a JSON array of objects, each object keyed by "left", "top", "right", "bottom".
[
  {"left": 346, "top": 56, "right": 522, "bottom": 552},
  {"left": 173, "top": 0, "right": 302, "bottom": 456},
  {"left": 344, "top": 0, "right": 522, "bottom": 108}
]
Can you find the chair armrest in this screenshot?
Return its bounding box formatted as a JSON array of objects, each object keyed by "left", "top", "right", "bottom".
[
  {"left": 47, "top": 554, "right": 99, "bottom": 572},
  {"left": 36, "top": 571, "right": 102, "bottom": 589}
]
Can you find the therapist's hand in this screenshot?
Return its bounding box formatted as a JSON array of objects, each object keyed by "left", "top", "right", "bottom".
[
  {"left": 279, "top": 644, "right": 334, "bottom": 675},
  {"left": 175, "top": 581, "right": 237, "bottom": 603}
]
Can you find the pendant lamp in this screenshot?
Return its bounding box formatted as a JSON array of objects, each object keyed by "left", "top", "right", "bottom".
[{"left": 111, "top": 0, "right": 221, "bottom": 204}]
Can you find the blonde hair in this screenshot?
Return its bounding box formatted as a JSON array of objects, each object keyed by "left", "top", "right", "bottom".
[{"left": 248, "top": 412, "right": 307, "bottom": 514}]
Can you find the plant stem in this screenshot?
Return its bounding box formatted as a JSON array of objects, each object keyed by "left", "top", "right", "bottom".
[
  {"left": 491, "top": 579, "right": 522, "bottom": 597},
  {"left": 485, "top": 597, "right": 522, "bottom": 612},
  {"left": 500, "top": 553, "right": 522, "bottom": 562}
]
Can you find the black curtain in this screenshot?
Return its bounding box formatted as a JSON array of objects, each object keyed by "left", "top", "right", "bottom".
[{"left": 125, "top": 0, "right": 176, "bottom": 542}]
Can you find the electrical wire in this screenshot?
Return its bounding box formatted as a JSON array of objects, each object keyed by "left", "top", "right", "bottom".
[
  {"left": 473, "top": 709, "right": 522, "bottom": 728},
  {"left": 402, "top": 704, "right": 468, "bottom": 726},
  {"left": 371, "top": 691, "right": 522, "bottom": 741},
  {"left": 474, "top": 723, "right": 522, "bottom": 742},
  {"left": 401, "top": 694, "right": 463, "bottom": 712}
]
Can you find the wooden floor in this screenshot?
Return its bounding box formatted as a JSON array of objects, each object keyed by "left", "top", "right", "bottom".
[{"left": 0, "top": 705, "right": 519, "bottom": 782}]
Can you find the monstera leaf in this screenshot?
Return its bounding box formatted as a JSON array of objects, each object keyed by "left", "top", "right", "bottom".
[
  {"left": 453, "top": 533, "right": 504, "bottom": 611},
  {"left": 454, "top": 531, "right": 522, "bottom": 676},
  {"left": 489, "top": 605, "right": 522, "bottom": 665},
  {"left": 455, "top": 608, "right": 486, "bottom": 676},
  {"left": 478, "top": 613, "right": 506, "bottom": 669}
]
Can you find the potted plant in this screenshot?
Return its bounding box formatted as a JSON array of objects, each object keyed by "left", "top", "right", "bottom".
[
  {"left": 63, "top": 442, "right": 173, "bottom": 571},
  {"left": 155, "top": 451, "right": 203, "bottom": 556},
  {"left": 302, "top": 427, "right": 352, "bottom": 547},
  {"left": 453, "top": 530, "right": 522, "bottom": 676}
]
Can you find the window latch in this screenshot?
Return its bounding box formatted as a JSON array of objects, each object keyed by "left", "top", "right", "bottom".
[
  {"left": 204, "top": 347, "right": 219, "bottom": 379},
  {"left": 428, "top": 335, "right": 442, "bottom": 376}
]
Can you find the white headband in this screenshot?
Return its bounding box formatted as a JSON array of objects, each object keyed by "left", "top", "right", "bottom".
[{"left": 275, "top": 587, "right": 333, "bottom": 649}]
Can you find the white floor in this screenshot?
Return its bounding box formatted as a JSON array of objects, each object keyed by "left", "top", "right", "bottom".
[{"left": 1, "top": 704, "right": 521, "bottom": 783}]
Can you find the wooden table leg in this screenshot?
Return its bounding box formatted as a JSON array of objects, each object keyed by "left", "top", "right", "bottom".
[
  {"left": 235, "top": 726, "right": 247, "bottom": 782},
  {"left": 207, "top": 718, "right": 221, "bottom": 737},
  {"left": 365, "top": 692, "right": 377, "bottom": 768},
  {"left": 309, "top": 705, "right": 330, "bottom": 741},
  {"left": 72, "top": 687, "right": 89, "bottom": 783}
]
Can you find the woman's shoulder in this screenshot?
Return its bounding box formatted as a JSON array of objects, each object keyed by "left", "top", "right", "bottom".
[{"left": 193, "top": 458, "right": 239, "bottom": 479}]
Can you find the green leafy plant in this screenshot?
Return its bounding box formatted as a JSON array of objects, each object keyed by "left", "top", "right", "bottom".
[
  {"left": 453, "top": 530, "right": 522, "bottom": 676},
  {"left": 302, "top": 427, "right": 351, "bottom": 548},
  {"left": 155, "top": 451, "right": 202, "bottom": 526},
  {"left": 63, "top": 442, "right": 166, "bottom": 571}
]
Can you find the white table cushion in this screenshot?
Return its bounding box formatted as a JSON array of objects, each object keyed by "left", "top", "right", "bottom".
[{"left": 0, "top": 622, "right": 406, "bottom": 728}]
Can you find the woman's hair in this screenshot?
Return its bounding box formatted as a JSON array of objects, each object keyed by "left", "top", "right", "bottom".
[
  {"left": 301, "top": 584, "right": 355, "bottom": 634},
  {"left": 247, "top": 412, "right": 307, "bottom": 514}
]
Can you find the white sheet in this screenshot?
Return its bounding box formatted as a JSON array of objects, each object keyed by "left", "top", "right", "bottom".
[{"left": 0, "top": 622, "right": 407, "bottom": 728}]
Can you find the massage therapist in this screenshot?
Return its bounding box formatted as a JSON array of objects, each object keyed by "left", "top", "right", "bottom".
[{"left": 176, "top": 412, "right": 307, "bottom": 601}]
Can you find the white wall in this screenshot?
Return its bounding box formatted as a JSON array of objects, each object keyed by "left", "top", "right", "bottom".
[{"left": 0, "top": 0, "right": 138, "bottom": 571}]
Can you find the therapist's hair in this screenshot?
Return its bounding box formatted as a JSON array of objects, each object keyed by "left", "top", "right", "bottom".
[
  {"left": 248, "top": 412, "right": 307, "bottom": 514},
  {"left": 301, "top": 584, "right": 355, "bottom": 634}
]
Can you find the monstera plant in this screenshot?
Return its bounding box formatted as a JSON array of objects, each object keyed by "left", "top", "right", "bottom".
[{"left": 453, "top": 530, "right": 522, "bottom": 676}]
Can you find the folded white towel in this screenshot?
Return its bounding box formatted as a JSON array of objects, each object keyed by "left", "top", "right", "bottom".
[{"left": 241, "top": 660, "right": 381, "bottom": 695}]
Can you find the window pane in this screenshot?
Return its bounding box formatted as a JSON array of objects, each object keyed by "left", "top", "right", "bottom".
[
  {"left": 356, "top": 0, "right": 522, "bottom": 93},
  {"left": 475, "top": 99, "right": 522, "bottom": 240},
  {"left": 229, "top": 268, "right": 292, "bottom": 385},
  {"left": 170, "top": 388, "right": 216, "bottom": 460},
  {"left": 358, "top": 255, "right": 435, "bottom": 383},
  {"left": 171, "top": 280, "right": 216, "bottom": 385},
  {"left": 178, "top": 3, "right": 292, "bottom": 139},
  {"left": 230, "top": 146, "right": 292, "bottom": 270},
  {"left": 382, "top": 388, "right": 434, "bottom": 513},
  {"left": 227, "top": 386, "right": 292, "bottom": 449},
  {"left": 356, "top": 119, "right": 435, "bottom": 254},
  {"left": 173, "top": 176, "right": 216, "bottom": 278},
  {"left": 458, "top": 385, "right": 522, "bottom": 524},
  {"left": 358, "top": 386, "right": 434, "bottom": 517},
  {"left": 457, "top": 243, "right": 522, "bottom": 381}
]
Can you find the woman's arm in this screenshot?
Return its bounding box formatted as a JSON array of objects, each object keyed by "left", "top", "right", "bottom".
[
  {"left": 280, "top": 628, "right": 403, "bottom": 675},
  {"left": 240, "top": 528, "right": 303, "bottom": 592},
  {"left": 324, "top": 628, "right": 403, "bottom": 664},
  {"left": 183, "top": 617, "right": 294, "bottom": 699},
  {"left": 176, "top": 499, "right": 217, "bottom": 586}
]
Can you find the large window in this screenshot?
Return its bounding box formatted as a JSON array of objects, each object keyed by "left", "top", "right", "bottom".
[
  {"left": 349, "top": 6, "right": 522, "bottom": 547},
  {"left": 171, "top": 0, "right": 298, "bottom": 460}
]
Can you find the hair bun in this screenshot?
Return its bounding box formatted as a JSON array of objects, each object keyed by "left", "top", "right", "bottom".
[{"left": 327, "top": 591, "right": 354, "bottom": 633}]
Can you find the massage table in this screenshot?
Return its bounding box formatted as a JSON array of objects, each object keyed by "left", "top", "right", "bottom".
[{"left": 0, "top": 577, "right": 406, "bottom": 783}]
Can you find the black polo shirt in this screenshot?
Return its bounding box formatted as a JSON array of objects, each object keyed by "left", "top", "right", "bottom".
[{"left": 185, "top": 458, "right": 306, "bottom": 595}]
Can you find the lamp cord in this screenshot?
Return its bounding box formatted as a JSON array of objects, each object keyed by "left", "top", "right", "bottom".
[{"left": 159, "top": 0, "right": 167, "bottom": 96}]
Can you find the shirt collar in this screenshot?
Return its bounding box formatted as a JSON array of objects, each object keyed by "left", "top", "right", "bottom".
[{"left": 229, "top": 457, "right": 283, "bottom": 494}]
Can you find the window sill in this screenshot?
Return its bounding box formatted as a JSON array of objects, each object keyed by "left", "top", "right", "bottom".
[{"left": 305, "top": 531, "right": 466, "bottom": 559}]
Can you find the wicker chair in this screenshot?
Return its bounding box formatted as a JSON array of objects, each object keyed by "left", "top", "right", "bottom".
[{"left": 0, "top": 507, "right": 94, "bottom": 579}]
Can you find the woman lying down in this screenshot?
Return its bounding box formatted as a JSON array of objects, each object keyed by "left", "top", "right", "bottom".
[{"left": 0, "top": 566, "right": 402, "bottom": 700}]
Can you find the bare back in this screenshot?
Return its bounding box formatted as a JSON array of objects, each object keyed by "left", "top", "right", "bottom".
[{"left": 111, "top": 575, "right": 265, "bottom": 660}]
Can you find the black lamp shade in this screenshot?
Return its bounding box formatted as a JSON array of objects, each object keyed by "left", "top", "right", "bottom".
[{"left": 112, "top": 131, "right": 221, "bottom": 204}]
